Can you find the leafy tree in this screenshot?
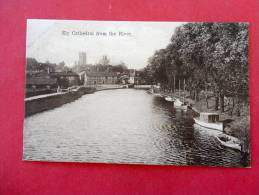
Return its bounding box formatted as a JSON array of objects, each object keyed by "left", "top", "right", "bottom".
[{"left": 145, "top": 22, "right": 248, "bottom": 114}]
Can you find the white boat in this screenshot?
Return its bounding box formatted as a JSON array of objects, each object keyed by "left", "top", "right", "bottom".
[
  {"left": 174, "top": 98, "right": 188, "bottom": 110},
  {"left": 165, "top": 96, "right": 174, "bottom": 102},
  {"left": 153, "top": 93, "right": 163, "bottom": 97},
  {"left": 174, "top": 98, "right": 182, "bottom": 107},
  {"left": 147, "top": 85, "right": 162, "bottom": 97},
  {"left": 215, "top": 134, "right": 241, "bottom": 151},
  {"left": 194, "top": 112, "right": 224, "bottom": 131}
]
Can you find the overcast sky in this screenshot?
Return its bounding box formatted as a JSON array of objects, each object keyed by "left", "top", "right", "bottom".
[{"left": 26, "top": 19, "right": 184, "bottom": 69}]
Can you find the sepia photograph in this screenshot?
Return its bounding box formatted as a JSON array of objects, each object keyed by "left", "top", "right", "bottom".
[{"left": 23, "top": 19, "right": 250, "bottom": 167}]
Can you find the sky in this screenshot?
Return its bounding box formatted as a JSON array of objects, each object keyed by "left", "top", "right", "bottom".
[{"left": 26, "top": 19, "right": 184, "bottom": 69}]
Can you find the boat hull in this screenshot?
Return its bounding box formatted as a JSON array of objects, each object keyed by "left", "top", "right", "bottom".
[
  {"left": 165, "top": 97, "right": 174, "bottom": 102},
  {"left": 194, "top": 118, "right": 223, "bottom": 131},
  {"left": 174, "top": 99, "right": 182, "bottom": 107},
  {"left": 153, "top": 93, "right": 163, "bottom": 97},
  {"left": 215, "top": 135, "right": 241, "bottom": 151},
  {"left": 173, "top": 99, "right": 188, "bottom": 110},
  {"left": 174, "top": 105, "right": 188, "bottom": 111}
]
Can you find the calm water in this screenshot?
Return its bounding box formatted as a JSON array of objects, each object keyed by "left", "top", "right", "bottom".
[{"left": 23, "top": 89, "right": 244, "bottom": 167}]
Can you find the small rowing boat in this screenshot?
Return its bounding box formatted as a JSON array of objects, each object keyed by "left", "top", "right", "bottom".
[{"left": 215, "top": 134, "right": 241, "bottom": 151}]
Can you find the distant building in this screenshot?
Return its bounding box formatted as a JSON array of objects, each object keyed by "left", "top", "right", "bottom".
[
  {"left": 129, "top": 69, "right": 136, "bottom": 84},
  {"left": 26, "top": 74, "right": 57, "bottom": 90},
  {"left": 134, "top": 71, "right": 145, "bottom": 84},
  {"left": 118, "top": 75, "right": 129, "bottom": 84},
  {"left": 26, "top": 62, "right": 56, "bottom": 75},
  {"left": 99, "top": 55, "right": 110, "bottom": 66},
  {"left": 50, "top": 71, "right": 80, "bottom": 87},
  {"left": 26, "top": 72, "right": 58, "bottom": 97},
  {"left": 79, "top": 71, "right": 117, "bottom": 85},
  {"left": 79, "top": 52, "right": 87, "bottom": 65},
  {"left": 26, "top": 71, "right": 80, "bottom": 96}
]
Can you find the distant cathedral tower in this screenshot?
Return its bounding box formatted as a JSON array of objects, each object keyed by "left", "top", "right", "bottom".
[{"left": 79, "top": 52, "right": 87, "bottom": 65}]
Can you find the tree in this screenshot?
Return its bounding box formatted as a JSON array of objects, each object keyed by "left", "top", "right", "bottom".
[
  {"left": 112, "top": 62, "right": 128, "bottom": 73},
  {"left": 145, "top": 22, "right": 248, "bottom": 114}
]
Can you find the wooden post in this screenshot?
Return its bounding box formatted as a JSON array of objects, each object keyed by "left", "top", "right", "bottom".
[
  {"left": 205, "top": 85, "right": 209, "bottom": 109},
  {"left": 183, "top": 78, "right": 185, "bottom": 103},
  {"left": 174, "top": 75, "right": 175, "bottom": 95},
  {"left": 179, "top": 79, "right": 181, "bottom": 99},
  {"left": 215, "top": 95, "right": 219, "bottom": 110}
]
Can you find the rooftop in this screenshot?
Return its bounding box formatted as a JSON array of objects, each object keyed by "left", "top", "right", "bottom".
[
  {"left": 82, "top": 71, "right": 117, "bottom": 77},
  {"left": 50, "top": 71, "right": 79, "bottom": 77}
]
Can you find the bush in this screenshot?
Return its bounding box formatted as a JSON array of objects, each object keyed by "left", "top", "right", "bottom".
[{"left": 228, "top": 115, "right": 250, "bottom": 153}]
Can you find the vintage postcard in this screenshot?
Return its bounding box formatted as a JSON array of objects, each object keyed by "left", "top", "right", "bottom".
[{"left": 24, "top": 19, "right": 250, "bottom": 167}]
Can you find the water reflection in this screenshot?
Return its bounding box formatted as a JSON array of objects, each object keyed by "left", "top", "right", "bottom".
[{"left": 23, "top": 89, "right": 243, "bottom": 167}]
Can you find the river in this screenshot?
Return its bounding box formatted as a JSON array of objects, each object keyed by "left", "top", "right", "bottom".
[{"left": 23, "top": 89, "right": 244, "bottom": 167}]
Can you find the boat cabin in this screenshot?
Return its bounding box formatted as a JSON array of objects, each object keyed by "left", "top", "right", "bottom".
[{"left": 199, "top": 113, "right": 220, "bottom": 123}]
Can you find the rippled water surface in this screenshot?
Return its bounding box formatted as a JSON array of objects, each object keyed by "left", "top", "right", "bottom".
[{"left": 24, "top": 89, "right": 244, "bottom": 167}]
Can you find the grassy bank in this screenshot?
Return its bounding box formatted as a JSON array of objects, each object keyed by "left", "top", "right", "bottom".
[
  {"left": 162, "top": 90, "right": 250, "bottom": 155},
  {"left": 190, "top": 95, "right": 250, "bottom": 155}
]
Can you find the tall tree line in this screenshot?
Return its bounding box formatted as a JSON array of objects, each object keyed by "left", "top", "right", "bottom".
[{"left": 146, "top": 22, "right": 249, "bottom": 114}]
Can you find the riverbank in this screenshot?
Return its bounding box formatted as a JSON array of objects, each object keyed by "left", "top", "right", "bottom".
[
  {"left": 25, "top": 86, "right": 95, "bottom": 117},
  {"left": 25, "top": 85, "right": 149, "bottom": 117},
  {"left": 157, "top": 90, "right": 250, "bottom": 155},
  {"left": 191, "top": 96, "right": 249, "bottom": 146},
  {"left": 194, "top": 98, "right": 250, "bottom": 167}
]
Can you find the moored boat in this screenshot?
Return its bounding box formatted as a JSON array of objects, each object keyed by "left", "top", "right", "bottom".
[
  {"left": 174, "top": 98, "right": 183, "bottom": 106},
  {"left": 174, "top": 98, "right": 188, "bottom": 110},
  {"left": 165, "top": 96, "right": 174, "bottom": 102},
  {"left": 215, "top": 134, "right": 241, "bottom": 151},
  {"left": 147, "top": 85, "right": 164, "bottom": 98},
  {"left": 153, "top": 93, "right": 163, "bottom": 97},
  {"left": 194, "top": 112, "right": 224, "bottom": 131}
]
